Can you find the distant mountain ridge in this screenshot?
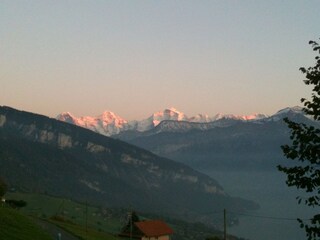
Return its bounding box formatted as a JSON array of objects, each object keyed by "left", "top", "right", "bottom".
[
  {"left": 114, "top": 106, "right": 316, "bottom": 171},
  {"left": 57, "top": 107, "right": 281, "bottom": 136},
  {"left": 56, "top": 106, "right": 312, "bottom": 172}
]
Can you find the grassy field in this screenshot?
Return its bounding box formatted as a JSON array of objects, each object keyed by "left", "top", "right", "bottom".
[
  {"left": 50, "top": 219, "right": 120, "bottom": 240},
  {"left": 5, "top": 192, "right": 124, "bottom": 240},
  {"left": 0, "top": 206, "right": 53, "bottom": 240},
  {"left": 7, "top": 192, "right": 122, "bottom": 235}
]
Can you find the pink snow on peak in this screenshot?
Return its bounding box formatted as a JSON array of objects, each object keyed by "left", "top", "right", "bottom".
[
  {"left": 213, "top": 113, "right": 268, "bottom": 121},
  {"left": 56, "top": 110, "right": 128, "bottom": 136},
  {"left": 151, "top": 107, "right": 188, "bottom": 126},
  {"left": 98, "top": 111, "right": 128, "bottom": 126},
  {"left": 241, "top": 114, "right": 265, "bottom": 120}
]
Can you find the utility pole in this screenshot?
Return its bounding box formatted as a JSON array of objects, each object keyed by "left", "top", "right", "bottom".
[
  {"left": 85, "top": 200, "right": 88, "bottom": 240},
  {"left": 224, "top": 209, "right": 227, "bottom": 240},
  {"left": 129, "top": 210, "right": 133, "bottom": 240}
]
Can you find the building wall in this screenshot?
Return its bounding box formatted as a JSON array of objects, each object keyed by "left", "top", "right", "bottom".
[{"left": 141, "top": 235, "right": 170, "bottom": 240}]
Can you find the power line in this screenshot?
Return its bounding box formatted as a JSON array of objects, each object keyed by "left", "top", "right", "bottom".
[
  {"left": 227, "top": 211, "right": 311, "bottom": 221},
  {"left": 206, "top": 210, "right": 224, "bottom": 215},
  {"left": 206, "top": 210, "right": 312, "bottom": 221},
  {"left": 207, "top": 209, "right": 312, "bottom": 240}
]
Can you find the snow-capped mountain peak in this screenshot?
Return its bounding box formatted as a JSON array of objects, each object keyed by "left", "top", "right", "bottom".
[
  {"left": 267, "top": 106, "right": 304, "bottom": 121},
  {"left": 56, "top": 112, "right": 77, "bottom": 124},
  {"left": 189, "top": 113, "right": 212, "bottom": 123},
  {"left": 274, "top": 106, "right": 303, "bottom": 116},
  {"left": 134, "top": 107, "right": 189, "bottom": 132},
  {"left": 212, "top": 113, "right": 268, "bottom": 121},
  {"left": 98, "top": 111, "right": 128, "bottom": 127},
  {"left": 152, "top": 108, "right": 188, "bottom": 123},
  {"left": 212, "top": 113, "right": 234, "bottom": 121},
  {"left": 56, "top": 111, "right": 128, "bottom": 136},
  {"left": 99, "top": 111, "right": 117, "bottom": 119},
  {"left": 240, "top": 113, "right": 269, "bottom": 121}
]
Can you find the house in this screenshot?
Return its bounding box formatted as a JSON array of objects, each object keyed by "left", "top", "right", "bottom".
[
  {"left": 135, "top": 220, "right": 173, "bottom": 240},
  {"left": 119, "top": 219, "right": 174, "bottom": 240}
]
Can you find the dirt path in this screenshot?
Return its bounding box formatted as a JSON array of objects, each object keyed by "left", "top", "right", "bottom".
[{"left": 33, "top": 218, "right": 80, "bottom": 240}]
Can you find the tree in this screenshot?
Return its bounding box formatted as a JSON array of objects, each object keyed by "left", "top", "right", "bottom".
[
  {"left": 6, "top": 199, "right": 27, "bottom": 209},
  {"left": 0, "top": 177, "right": 7, "bottom": 198},
  {"left": 205, "top": 237, "right": 221, "bottom": 240},
  {"left": 120, "top": 211, "right": 141, "bottom": 236},
  {"left": 278, "top": 39, "right": 320, "bottom": 239}
]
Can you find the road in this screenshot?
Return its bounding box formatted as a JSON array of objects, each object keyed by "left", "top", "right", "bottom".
[{"left": 33, "top": 218, "right": 80, "bottom": 240}]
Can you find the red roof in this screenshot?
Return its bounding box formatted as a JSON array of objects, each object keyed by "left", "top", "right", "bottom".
[{"left": 134, "top": 220, "right": 174, "bottom": 237}]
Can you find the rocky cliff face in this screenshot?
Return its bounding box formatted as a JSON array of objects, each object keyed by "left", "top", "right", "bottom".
[{"left": 0, "top": 106, "right": 258, "bottom": 222}]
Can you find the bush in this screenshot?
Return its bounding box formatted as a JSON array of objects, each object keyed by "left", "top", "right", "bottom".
[
  {"left": 6, "top": 199, "right": 27, "bottom": 209},
  {"left": 0, "top": 177, "right": 7, "bottom": 197}
]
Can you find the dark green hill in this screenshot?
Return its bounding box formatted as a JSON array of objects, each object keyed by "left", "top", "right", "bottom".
[
  {"left": 0, "top": 106, "right": 258, "bottom": 223},
  {"left": 0, "top": 206, "right": 53, "bottom": 240}
]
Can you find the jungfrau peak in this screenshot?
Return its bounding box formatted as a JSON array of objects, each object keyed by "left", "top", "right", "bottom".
[
  {"left": 152, "top": 107, "right": 188, "bottom": 126},
  {"left": 131, "top": 107, "right": 188, "bottom": 132}
]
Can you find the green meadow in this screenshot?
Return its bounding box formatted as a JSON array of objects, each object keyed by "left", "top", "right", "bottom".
[
  {"left": 0, "top": 206, "right": 52, "bottom": 240},
  {"left": 3, "top": 192, "right": 125, "bottom": 240}
]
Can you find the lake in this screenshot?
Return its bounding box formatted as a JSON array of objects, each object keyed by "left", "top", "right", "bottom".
[{"left": 203, "top": 170, "right": 318, "bottom": 240}]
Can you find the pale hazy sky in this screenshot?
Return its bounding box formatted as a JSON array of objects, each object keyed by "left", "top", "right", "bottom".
[{"left": 1, "top": 1, "right": 319, "bottom": 120}]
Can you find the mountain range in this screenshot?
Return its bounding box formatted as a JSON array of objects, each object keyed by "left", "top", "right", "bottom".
[
  {"left": 57, "top": 107, "right": 269, "bottom": 136},
  {"left": 58, "top": 106, "right": 314, "bottom": 171},
  {"left": 117, "top": 106, "right": 316, "bottom": 171},
  {"left": 0, "top": 106, "right": 257, "bottom": 224}
]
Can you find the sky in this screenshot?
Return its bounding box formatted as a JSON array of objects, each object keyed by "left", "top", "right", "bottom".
[{"left": 1, "top": 1, "right": 319, "bottom": 120}]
